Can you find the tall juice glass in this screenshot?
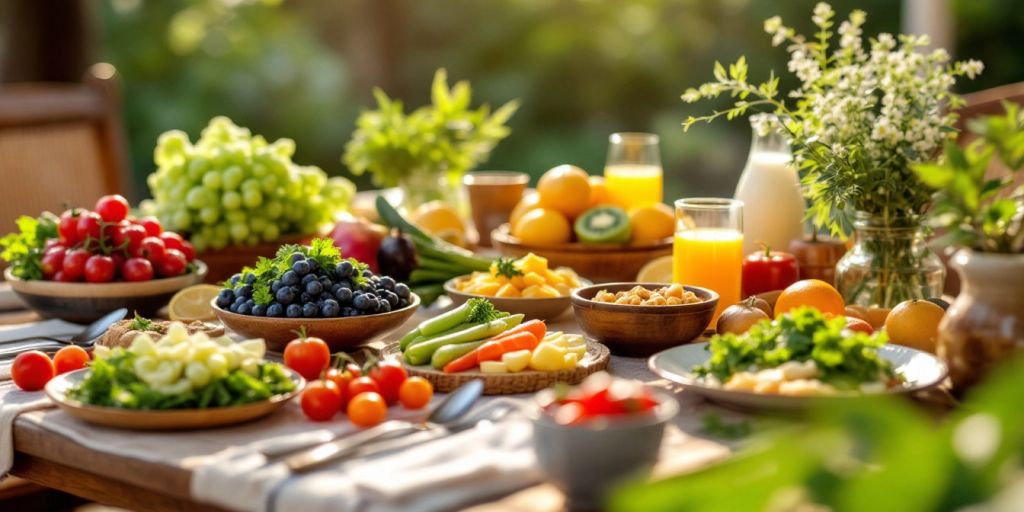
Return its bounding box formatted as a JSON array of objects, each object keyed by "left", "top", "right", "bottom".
[
  {"left": 604, "top": 132, "right": 663, "bottom": 209},
  {"left": 672, "top": 198, "right": 744, "bottom": 327}
]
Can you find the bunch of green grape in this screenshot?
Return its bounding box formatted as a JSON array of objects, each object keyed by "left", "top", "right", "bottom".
[{"left": 143, "top": 117, "right": 356, "bottom": 253}]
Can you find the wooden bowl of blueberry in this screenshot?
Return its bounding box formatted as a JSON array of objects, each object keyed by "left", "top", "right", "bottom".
[{"left": 211, "top": 241, "right": 420, "bottom": 351}]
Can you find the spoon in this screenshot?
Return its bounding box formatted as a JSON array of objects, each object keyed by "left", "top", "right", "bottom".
[
  {"left": 285, "top": 379, "right": 485, "bottom": 473},
  {"left": 0, "top": 308, "right": 128, "bottom": 359}
]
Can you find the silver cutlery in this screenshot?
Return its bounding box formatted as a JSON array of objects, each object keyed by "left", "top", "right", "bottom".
[{"left": 0, "top": 308, "right": 127, "bottom": 359}]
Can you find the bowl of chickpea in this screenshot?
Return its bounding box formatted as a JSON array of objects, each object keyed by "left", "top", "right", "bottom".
[{"left": 570, "top": 283, "right": 718, "bottom": 357}]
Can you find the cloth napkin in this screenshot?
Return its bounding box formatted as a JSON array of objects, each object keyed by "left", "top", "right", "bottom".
[{"left": 192, "top": 400, "right": 542, "bottom": 512}]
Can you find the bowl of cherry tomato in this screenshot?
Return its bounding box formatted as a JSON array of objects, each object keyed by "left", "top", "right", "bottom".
[
  {"left": 3, "top": 195, "right": 207, "bottom": 323},
  {"left": 531, "top": 372, "right": 678, "bottom": 510}
]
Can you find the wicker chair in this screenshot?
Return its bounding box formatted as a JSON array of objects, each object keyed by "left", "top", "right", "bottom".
[{"left": 0, "top": 63, "right": 131, "bottom": 233}]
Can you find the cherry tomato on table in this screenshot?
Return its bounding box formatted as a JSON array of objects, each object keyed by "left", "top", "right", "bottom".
[
  {"left": 368, "top": 360, "right": 407, "bottom": 405},
  {"left": 348, "top": 392, "right": 387, "bottom": 427},
  {"left": 398, "top": 377, "right": 433, "bottom": 410},
  {"left": 301, "top": 380, "right": 342, "bottom": 422},
  {"left": 347, "top": 376, "right": 381, "bottom": 399},
  {"left": 324, "top": 368, "right": 356, "bottom": 410},
  {"left": 283, "top": 334, "right": 331, "bottom": 381},
  {"left": 12, "top": 351, "right": 55, "bottom": 391},
  {"left": 54, "top": 346, "right": 90, "bottom": 374}
]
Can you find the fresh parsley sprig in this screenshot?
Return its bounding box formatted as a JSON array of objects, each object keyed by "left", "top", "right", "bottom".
[
  {"left": 494, "top": 257, "right": 523, "bottom": 279},
  {"left": 0, "top": 213, "right": 59, "bottom": 280}
]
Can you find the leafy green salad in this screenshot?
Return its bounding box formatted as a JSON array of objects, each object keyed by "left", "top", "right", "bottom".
[
  {"left": 68, "top": 323, "right": 295, "bottom": 409},
  {"left": 693, "top": 307, "right": 899, "bottom": 392}
]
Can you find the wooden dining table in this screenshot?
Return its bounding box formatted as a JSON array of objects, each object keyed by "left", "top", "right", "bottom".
[{"left": 0, "top": 301, "right": 747, "bottom": 512}]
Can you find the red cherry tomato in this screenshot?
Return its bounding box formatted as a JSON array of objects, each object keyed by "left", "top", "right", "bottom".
[
  {"left": 159, "top": 232, "right": 185, "bottom": 251},
  {"left": 347, "top": 376, "right": 381, "bottom": 399},
  {"left": 11, "top": 351, "right": 54, "bottom": 391},
  {"left": 121, "top": 257, "right": 154, "bottom": 281},
  {"left": 41, "top": 248, "right": 66, "bottom": 279},
  {"left": 53, "top": 346, "right": 90, "bottom": 374},
  {"left": 178, "top": 240, "right": 196, "bottom": 262},
  {"left": 345, "top": 363, "right": 362, "bottom": 378},
  {"left": 368, "top": 360, "right": 407, "bottom": 405},
  {"left": 283, "top": 335, "right": 331, "bottom": 381},
  {"left": 113, "top": 224, "right": 147, "bottom": 252},
  {"left": 300, "top": 380, "right": 342, "bottom": 422},
  {"left": 53, "top": 270, "right": 73, "bottom": 282},
  {"left": 58, "top": 208, "right": 83, "bottom": 245},
  {"left": 131, "top": 236, "right": 166, "bottom": 262},
  {"left": 845, "top": 317, "right": 874, "bottom": 334},
  {"left": 62, "top": 248, "right": 92, "bottom": 280},
  {"left": 84, "top": 255, "right": 115, "bottom": 283},
  {"left": 741, "top": 245, "right": 800, "bottom": 298},
  {"left": 156, "top": 248, "right": 187, "bottom": 277},
  {"left": 76, "top": 211, "right": 103, "bottom": 242},
  {"left": 324, "top": 368, "right": 354, "bottom": 410},
  {"left": 95, "top": 194, "right": 130, "bottom": 223},
  {"left": 138, "top": 216, "right": 163, "bottom": 237}
]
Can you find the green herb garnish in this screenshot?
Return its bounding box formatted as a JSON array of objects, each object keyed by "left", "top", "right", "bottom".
[
  {"left": 129, "top": 313, "right": 155, "bottom": 331},
  {"left": 701, "top": 413, "right": 753, "bottom": 440},
  {"left": 693, "top": 307, "right": 896, "bottom": 390},
  {"left": 494, "top": 258, "right": 523, "bottom": 279},
  {"left": 465, "top": 297, "right": 500, "bottom": 324},
  {"left": 0, "top": 213, "right": 59, "bottom": 280}
]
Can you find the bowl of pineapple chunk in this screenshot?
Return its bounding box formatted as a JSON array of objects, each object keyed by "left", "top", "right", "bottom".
[{"left": 445, "top": 253, "right": 588, "bottom": 321}]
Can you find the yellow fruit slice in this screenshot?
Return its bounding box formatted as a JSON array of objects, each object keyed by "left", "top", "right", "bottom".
[
  {"left": 502, "top": 350, "right": 532, "bottom": 372},
  {"left": 169, "top": 284, "right": 222, "bottom": 322},
  {"left": 636, "top": 255, "right": 674, "bottom": 283},
  {"left": 480, "top": 361, "right": 509, "bottom": 374}
]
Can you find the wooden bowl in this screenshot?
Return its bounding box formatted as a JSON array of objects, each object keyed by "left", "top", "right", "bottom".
[
  {"left": 570, "top": 282, "right": 718, "bottom": 357},
  {"left": 212, "top": 293, "right": 420, "bottom": 352},
  {"left": 490, "top": 224, "right": 672, "bottom": 283},
  {"left": 4, "top": 262, "right": 208, "bottom": 324},
  {"left": 198, "top": 234, "right": 314, "bottom": 284},
  {"left": 45, "top": 367, "right": 303, "bottom": 430},
  {"left": 444, "top": 275, "right": 587, "bottom": 321}
]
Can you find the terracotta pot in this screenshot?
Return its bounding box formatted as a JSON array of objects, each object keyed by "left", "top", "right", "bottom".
[{"left": 937, "top": 250, "right": 1024, "bottom": 392}]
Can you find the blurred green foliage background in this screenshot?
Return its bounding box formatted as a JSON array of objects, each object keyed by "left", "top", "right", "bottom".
[{"left": 99, "top": 0, "right": 1024, "bottom": 202}]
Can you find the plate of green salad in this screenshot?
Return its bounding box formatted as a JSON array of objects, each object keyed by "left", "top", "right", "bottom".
[
  {"left": 648, "top": 307, "right": 947, "bottom": 410},
  {"left": 45, "top": 322, "right": 302, "bottom": 430}
]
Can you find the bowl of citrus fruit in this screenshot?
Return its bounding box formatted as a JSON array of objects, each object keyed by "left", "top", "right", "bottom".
[
  {"left": 491, "top": 164, "right": 674, "bottom": 283},
  {"left": 445, "top": 253, "right": 588, "bottom": 320}
]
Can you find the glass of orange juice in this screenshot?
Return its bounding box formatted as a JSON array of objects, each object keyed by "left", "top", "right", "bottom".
[
  {"left": 673, "top": 198, "right": 744, "bottom": 327},
  {"left": 604, "top": 132, "right": 663, "bottom": 210}
]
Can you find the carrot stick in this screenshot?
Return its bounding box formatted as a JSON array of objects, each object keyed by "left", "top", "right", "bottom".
[
  {"left": 490, "top": 320, "right": 546, "bottom": 342},
  {"left": 443, "top": 332, "right": 540, "bottom": 373}
]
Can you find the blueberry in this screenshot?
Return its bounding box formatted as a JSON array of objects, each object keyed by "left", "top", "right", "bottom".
[
  {"left": 228, "top": 303, "right": 239, "bottom": 313},
  {"left": 362, "top": 269, "right": 374, "bottom": 278},
  {"left": 237, "top": 284, "right": 253, "bottom": 298},
  {"left": 229, "top": 273, "right": 242, "bottom": 287},
  {"left": 378, "top": 300, "right": 391, "bottom": 313},
  {"left": 275, "top": 286, "right": 296, "bottom": 305},
  {"left": 358, "top": 283, "right": 373, "bottom": 293},
  {"left": 281, "top": 270, "right": 299, "bottom": 286},
  {"left": 267, "top": 303, "right": 284, "bottom": 317},
  {"left": 216, "top": 289, "right": 234, "bottom": 308},
  {"left": 290, "top": 252, "right": 305, "bottom": 264},
  {"left": 302, "top": 302, "right": 318, "bottom": 318},
  {"left": 319, "top": 276, "right": 333, "bottom": 288},
  {"left": 243, "top": 273, "right": 257, "bottom": 285},
  {"left": 334, "top": 287, "right": 353, "bottom": 304},
  {"left": 305, "top": 280, "right": 323, "bottom": 296},
  {"left": 301, "top": 273, "right": 318, "bottom": 285},
  {"left": 307, "top": 259, "right": 320, "bottom": 271},
  {"left": 336, "top": 261, "right": 353, "bottom": 278},
  {"left": 292, "top": 260, "right": 311, "bottom": 276},
  {"left": 352, "top": 294, "right": 370, "bottom": 311},
  {"left": 321, "top": 299, "right": 340, "bottom": 317},
  {"left": 378, "top": 276, "right": 396, "bottom": 291},
  {"left": 383, "top": 291, "right": 399, "bottom": 307},
  {"left": 271, "top": 281, "right": 283, "bottom": 293},
  {"left": 394, "top": 283, "right": 411, "bottom": 299},
  {"left": 245, "top": 298, "right": 256, "bottom": 307},
  {"left": 286, "top": 304, "right": 302, "bottom": 318},
  {"left": 300, "top": 292, "right": 313, "bottom": 304},
  {"left": 341, "top": 307, "right": 357, "bottom": 317},
  {"left": 330, "top": 283, "right": 343, "bottom": 295},
  {"left": 233, "top": 296, "right": 246, "bottom": 306},
  {"left": 320, "top": 292, "right": 333, "bottom": 302},
  {"left": 251, "top": 304, "right": 267, "bottom": 316},
  {"left": 237, "top": 303, "right": 252, "bottom": 315}
]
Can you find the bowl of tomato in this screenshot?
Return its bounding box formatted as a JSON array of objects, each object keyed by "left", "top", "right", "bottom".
[
  {"left": 2, "top": 195, "right": 207, "bottom": 323},
  {"left": 530, "top": 372, "right": 678, "bottom": 510}
]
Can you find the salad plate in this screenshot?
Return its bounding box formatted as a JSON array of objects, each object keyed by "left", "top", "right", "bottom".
[
  {"left": 45, "top": 367, "right": 304, "bottom": 430},
  {"left": 649, "top": 342, "right": 948, "bottom": 411}
]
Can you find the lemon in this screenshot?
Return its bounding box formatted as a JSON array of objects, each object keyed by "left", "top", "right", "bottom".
[
  {"left": 169, "top": 284, "right": 222, "bottom": 322},
  {"left": 628, "top": 203, "right": 675, "bottom": 244},
  {"left": 411, "top": 201, "right": 466, "bottom": 235},
  {"left": 636, "top": 255, "right": 673, "bottom": 282}
]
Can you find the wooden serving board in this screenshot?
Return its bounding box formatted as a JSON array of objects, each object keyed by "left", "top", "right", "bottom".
[{"left": 380, "top": 340, "right": 611, "bottom": 395}]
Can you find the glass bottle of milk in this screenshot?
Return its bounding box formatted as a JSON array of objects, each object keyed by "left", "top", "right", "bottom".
[{"left": 734, "top": 115, "right": 805, "bottom": 256}]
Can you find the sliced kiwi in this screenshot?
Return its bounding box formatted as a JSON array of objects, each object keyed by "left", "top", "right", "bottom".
[{"left": 574, "top": 206, "right": 631, "bottom": 244}]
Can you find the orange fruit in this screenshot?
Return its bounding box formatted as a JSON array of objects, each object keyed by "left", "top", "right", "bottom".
[
  {"left": 411, "top": 201, "right": 466, "bottom": 235},
  {"left": 844, "top": 305, "right": 868, "bottom": 322},
  {"left": 509, "top": 192, "right": 541, "bottom": 227},
  {"left": 864, "top": 307, "right": 892, "bottom": 329},
  {"left": 512, "top": 208, "right": 571, "bottom": 245},
  {"left": 844, "top": 317, "right": 874, "bottom": 334},
  {"left": 588, "top": 176, "right": 613, "bottom": 207},
  {"left": 774, "top": 279, "right": 846, "bottom": 318},
  {"left": 884, "top": 299, "right": 945, "bottom": 353},
  {"left": 629, "top": 203, "right": 675, "bottom": 244},
  {"left": 537, "top": 165, "right": 591, "bottom": 218}
]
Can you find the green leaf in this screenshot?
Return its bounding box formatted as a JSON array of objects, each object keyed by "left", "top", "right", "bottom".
[{"left": 912, "top": 163, "right": 954, "bottom": 189}]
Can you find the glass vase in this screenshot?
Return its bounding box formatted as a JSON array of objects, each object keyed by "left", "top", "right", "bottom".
[
  {"left": 397, "top": 167, "right": 467, "bottom": 215},
  {"left": 834, "top": 212, "right": 945, "bottom": 308}
]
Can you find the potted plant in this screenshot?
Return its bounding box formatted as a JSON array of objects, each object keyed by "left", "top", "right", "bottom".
[
  {"left": 912, "top": 103, "right": 1024, "bottom": 391},
  {"left": 343, "top": 69, "right": 518, "bottom": 211},
  {"left": 679, "top": 2, "right": 984, "bottom": 307}
]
